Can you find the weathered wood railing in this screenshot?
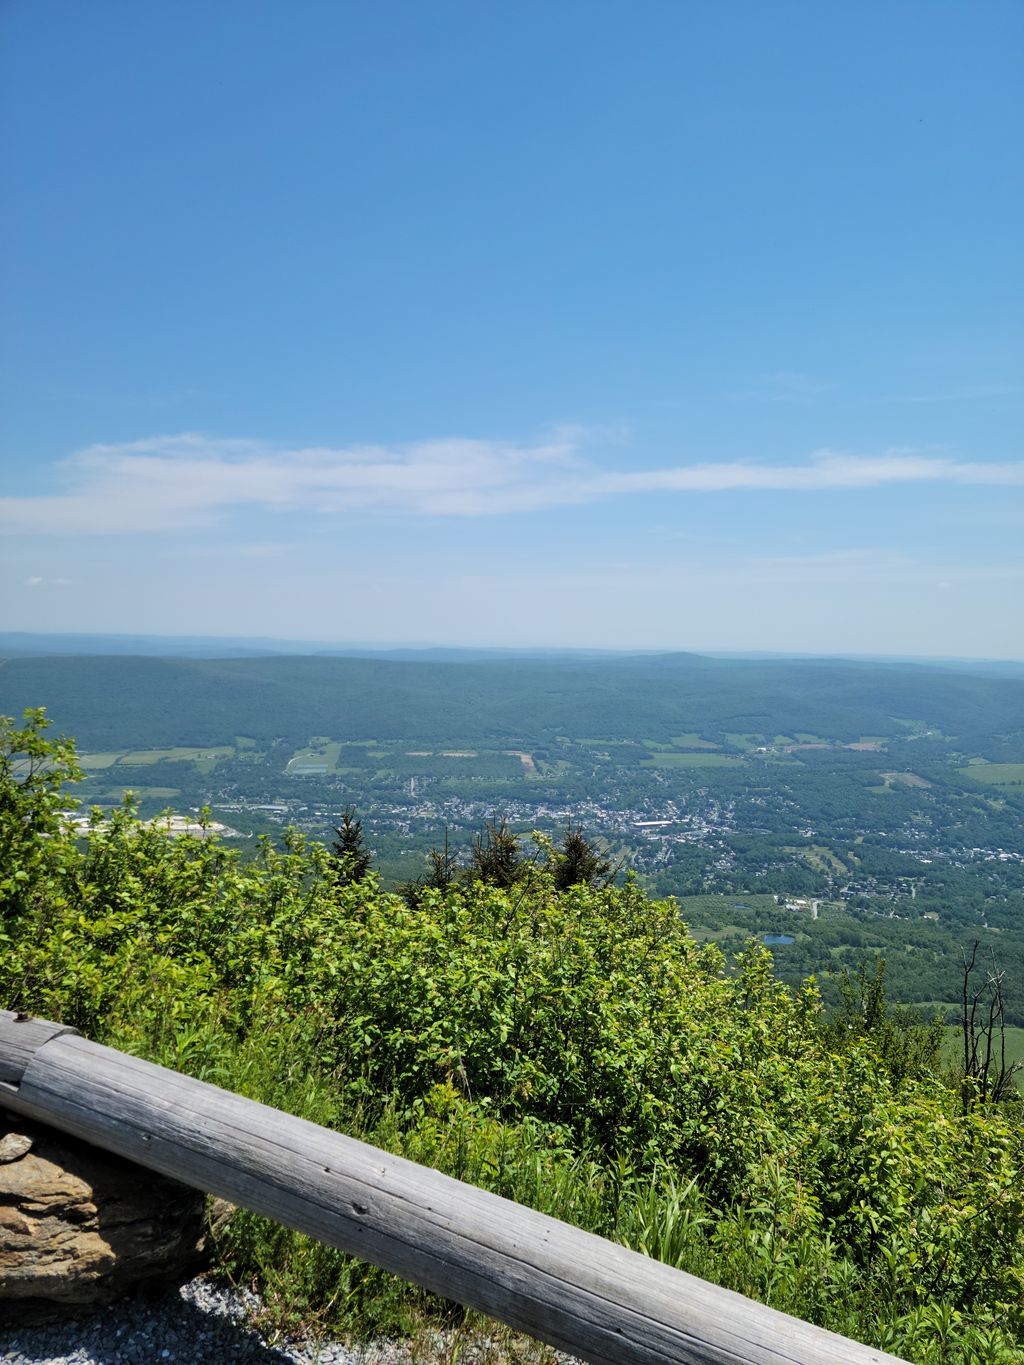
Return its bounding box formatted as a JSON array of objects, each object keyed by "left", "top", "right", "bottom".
[{"left": 0, "top": 1011, "right": 906, "bottom": 1364}]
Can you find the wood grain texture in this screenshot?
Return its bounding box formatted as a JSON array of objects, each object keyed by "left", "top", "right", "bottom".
[
  {"left": 2, "top": 1026, "right": 908, "bottom": 1365},
  {"left": 0, "top": 1010, "right": 78, "bottom": 1085}
]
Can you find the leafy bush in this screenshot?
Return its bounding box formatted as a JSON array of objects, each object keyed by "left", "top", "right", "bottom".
[{"left": 2, "top": 711, "right": 1022, "bottom": 1363}]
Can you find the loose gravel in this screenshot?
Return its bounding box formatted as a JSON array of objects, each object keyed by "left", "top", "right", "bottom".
[
  {"left": 3, "top": 1278, "right": 424, "bottom": 1365},
  {"left": 2, "top": 1279, "right": 579, "bottom": 1365}
]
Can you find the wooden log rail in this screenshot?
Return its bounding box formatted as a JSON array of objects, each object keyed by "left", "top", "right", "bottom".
[{"left": 0, "top": 1011, "right": 907, "bottom": 1365}]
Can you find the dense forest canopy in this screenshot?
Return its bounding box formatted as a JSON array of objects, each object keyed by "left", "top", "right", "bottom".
[{"left": 1, "top": 651, "right": 1022, "bottom": 755}]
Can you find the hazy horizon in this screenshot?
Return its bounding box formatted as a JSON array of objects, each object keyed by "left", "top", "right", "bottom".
[{"left": 2, "top": 627, "right": 1023, "bottom": 668}]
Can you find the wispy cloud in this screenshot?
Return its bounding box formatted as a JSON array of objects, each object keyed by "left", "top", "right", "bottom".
[
  {"left": 1, "top": 431, "right": 1022, "bottom": 534},
  {"left": 591, "top": 449, "right": 1024, "bottom": 494}
]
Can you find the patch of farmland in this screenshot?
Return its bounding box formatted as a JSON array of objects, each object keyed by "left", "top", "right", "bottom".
[
  {"left": 880, "top": 770, "right": 933, "bottom": 788},
  {"left": 724, "top": 732, "right": 762, "bottom": 751},
  {"left": 785, "top": 844, "right": 848, "bottom": 875},
  {"left": 77, "top": 751, "right": 125, "bottom": 769},
  {"left": 286, "top": 741, "right": 342, "bottom": 774},
  {"left": 640, "top": 752, "right": 743, "bottom": 768},
  {"left": 942, "top": 1025, "right": 1024, "bottom": 1091},
  {"left": 119, "top": 746, "right": 233, "bottom": 765},
  {"left": 670, "top": 733, "right": 721, "bottom": 749},
  {"left": 960, "top": 763, "right": 1024, "bottom": 786}
]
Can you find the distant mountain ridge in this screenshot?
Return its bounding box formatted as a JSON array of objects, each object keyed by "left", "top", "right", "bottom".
[
  {"left": 0, "top": 632, "right": 673, "bottom": 663},
  {"left": 1, "top": 648, "right": 1022, "bottom": 757},
  {"left": 2, "top": 632, "right": 1021, "bottom": 672}
]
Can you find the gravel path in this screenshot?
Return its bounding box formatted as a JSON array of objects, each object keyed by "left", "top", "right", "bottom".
[
  {"left": 1, "top": 1278, "right": 425, "bottom": 1365},
  {"left": 2, "top": 1279, "right": 580, "bottom": 1365}
]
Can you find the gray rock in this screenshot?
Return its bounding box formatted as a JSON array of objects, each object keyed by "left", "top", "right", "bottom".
[{"left": 0, "top": 1135, "right": 33, "bottom": 1165}]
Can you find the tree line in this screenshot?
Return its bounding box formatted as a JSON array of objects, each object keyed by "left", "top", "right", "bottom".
[{"left": 331, "top": 811, "right": 618, "bottom": 899}]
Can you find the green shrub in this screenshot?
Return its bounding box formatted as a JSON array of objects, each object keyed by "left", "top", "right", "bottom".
[{"left": 2, "top": 712, "right": 1022, "bottom": 1362}]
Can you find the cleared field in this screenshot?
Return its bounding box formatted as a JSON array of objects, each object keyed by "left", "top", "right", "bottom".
[
  {"left": 960, "top": 764, "right": 1024, "bottom": 786},
  {"left": 682, "top": 889, "right": 775, "bottom": 911},
  {"left": 78, "top": 751, "right": 125, "bottom": 769},
  {"left": 724, "top": 732, "right": 762, "bottom": 750},
  {"left": 786, "top": 844, "right": 848, "bottom": 875},
  {"left": 879, "top": 770, "right": 932, "bottom": 789},
  {"left": 942, "top": 1025, "right": 1024, "bottom": 1090},
  {"left": 286, "top": 741, "right": 342, "bottom": 774},
  {"left": 505, "top": 750, "right": 538, "bottom": 773},
  {"left": 641, "top": 752, "right": 743, "bottom": 768},
  {"left": 670, "top": 733, "right": 721, "bottom": 750},
  {"left": 690, "top": 924, "right": 748, "bottom": 943},
  {"left": 119, "top": 747, "right": 233, "bottom": 765}
]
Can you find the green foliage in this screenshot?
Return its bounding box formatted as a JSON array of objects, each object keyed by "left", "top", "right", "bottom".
[
  {"left": 331, "top": 808, "right": 372, "bottom": 885},
  {"left": 4, "top": 651, "right": 1021, "bottom": 756},
  {"left": 468, "top": 815, "right": 526, "bottom": 888},
  {"left": 550, "top": 822, "right": 615, "bottom": 891},
  {"left": 398, "top": 827, "right": 460, "bottom": 907},
  {"left": 3, "top": 714, "right": 1024, "bottom": 1363},
  {"left": 822, "top": 959, "right": 945, "bottom": 1088},
  {"left": 0, "top": 708, "right": 82, "bottom": 936},
  {"left": 956, "top": 941, "right": 1024, "bottom": 1108}
]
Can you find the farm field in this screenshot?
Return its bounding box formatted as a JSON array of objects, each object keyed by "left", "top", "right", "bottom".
[
  {"left": 74, "top": 746, "right": 235, "bottom": 770},
  {"left": 786, "top": 844, "right": 849, "bottom": 875},
  {"left": 641, "top": 752, "right": 744, "bottom": 768},
  {"left": 724, "top": 732, "right": 762, "bottom": 750},
  {"left": 287, "top": 740, "right": 343, "bottom": 774},
  {"left": 77, "top": 751, "right": 126, "bottom": 769},
  {"left": 679, "top": 893, "right": 780, "bottom": 919},
  {"left": 942, "top": 1025, "right": 1024, "bottom": 1090},
  {"left": 879, "top": 771, "right": 932, "bottom": 789},
  {"left": 77, "top": 783, "right": 183, "bottom": 802},
  {"left": 120, "top": 746, "right": 234, "bottom": 765},
  {"left": 961, "top": 763, "right": 1024, "bottom": 786}
]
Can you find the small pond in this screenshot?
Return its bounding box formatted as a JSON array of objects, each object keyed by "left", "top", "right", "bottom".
[{"left": 763, "top": 933, "right": 795, "bottom": 946}]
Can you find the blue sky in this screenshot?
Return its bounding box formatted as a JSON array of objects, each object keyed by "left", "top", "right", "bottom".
[{"left": 1, "top": 0, "right": 1021, "bottom": 655}]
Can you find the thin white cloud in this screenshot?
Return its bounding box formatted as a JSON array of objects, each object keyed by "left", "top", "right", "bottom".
[
  {"left": 592, "top": 450, "right": 1024, "bottom": 494},
  {"left": 1, "top": 431, "right": 1021, "bottom": 534}
]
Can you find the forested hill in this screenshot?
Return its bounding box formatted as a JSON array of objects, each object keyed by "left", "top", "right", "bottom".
[{"left": 0, "top": 650, "right": 1021, "bottom": 758}]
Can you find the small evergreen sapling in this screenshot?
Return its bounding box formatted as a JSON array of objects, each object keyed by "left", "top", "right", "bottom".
[
  {"left": 330, "top": 809, "right": 372, "bottom": 885},
  {"left": 469, "top": 815, "right": 524, "bottom": 888},
  {"left": 551, "top": 822, "right": 616, "bottom": 891}
]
